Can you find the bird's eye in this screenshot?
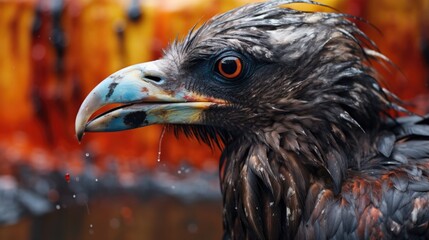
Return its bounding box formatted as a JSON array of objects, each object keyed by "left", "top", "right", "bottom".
[{"left": 216, "top": 56, "right": 243, "bottom": 79}]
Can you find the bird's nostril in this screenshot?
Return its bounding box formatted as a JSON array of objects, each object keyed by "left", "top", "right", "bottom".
[{"left": 144, "top": 75, "right": 164, "bottom": 83}]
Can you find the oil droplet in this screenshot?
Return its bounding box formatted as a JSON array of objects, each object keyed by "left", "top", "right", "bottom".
[{"left": 65, "top": 173, "right": 70, "bottom": 183}]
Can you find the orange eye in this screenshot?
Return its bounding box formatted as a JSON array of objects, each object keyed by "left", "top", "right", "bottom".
[{"left": 216, "top": 56, "right": 243, "bottom": 79}]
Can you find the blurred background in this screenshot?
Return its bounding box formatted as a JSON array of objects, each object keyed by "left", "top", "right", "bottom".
[{"left": 0, "top": 0, "right": 428, "bottom": 239}]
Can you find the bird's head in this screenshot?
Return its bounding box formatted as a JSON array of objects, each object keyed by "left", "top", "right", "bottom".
[{"left": 76, "top": 0, "right": 392, "bottom": 147}]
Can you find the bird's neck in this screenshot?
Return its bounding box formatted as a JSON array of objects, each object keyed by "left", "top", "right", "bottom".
[
  {"left": 220, "top": 134, "right": 309, "bottom": 239},
  {"left": 219, "top": 117, "right": 376, "bottom": 239}
]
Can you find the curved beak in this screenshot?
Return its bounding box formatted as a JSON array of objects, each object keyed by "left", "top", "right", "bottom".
[{"left": 75, "top": 60, "right": 225, "bottom": 141}]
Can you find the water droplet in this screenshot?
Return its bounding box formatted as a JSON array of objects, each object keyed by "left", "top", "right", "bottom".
[
  {"left": 89, "top": 224, "right": 94, "bottom": 235},
  {"left": 95, "top": 178, "right": 98, "bottom": 182},
  {"left": 72, "top": 194, "right": 76, "bottom": 199},
  {"left": 177, "top": 170, "right": 182, "bottom": 174},
  {"left": 269, "top": 202, "right": 274, "bottom": 206},
  {"left": 85, "top": 153, "right": 90, "bottom": 157},
  {"left": 65, "top": 173, "right": 70, "bottom": 183},
  {"left": 171, "top": 185, "right": 175, "bottom": 189},
  {"left": 56, "top": 204, "right": 61, "bottom": 210},
  {"left": 75, "top": 177, "right": 80, "bottom": 182}
]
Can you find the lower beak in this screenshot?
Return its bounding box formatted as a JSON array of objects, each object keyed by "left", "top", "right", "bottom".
[{"left": 75, "top": 60, "right": 225, "bottom": 141}]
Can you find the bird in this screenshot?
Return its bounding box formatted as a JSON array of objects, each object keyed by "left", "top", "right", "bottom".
[{"left": 75, "top": 0, "right": 429, "bottom": 239}]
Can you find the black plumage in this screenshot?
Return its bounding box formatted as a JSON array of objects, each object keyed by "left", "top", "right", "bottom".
[{"left": 75, "top": 1, "right": 429, "bottom": 239}]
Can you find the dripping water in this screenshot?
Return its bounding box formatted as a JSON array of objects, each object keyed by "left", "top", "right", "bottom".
[{"left": 157, "top": 126, "right": 167, "bottom": 162}]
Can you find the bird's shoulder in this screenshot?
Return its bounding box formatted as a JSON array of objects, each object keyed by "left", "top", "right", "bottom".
[
  {"left": 299, "top": 170, "right": 429, "bottom": 239},
  {"left": 297, "top": 115, "right": 429, "bottom": 239}
]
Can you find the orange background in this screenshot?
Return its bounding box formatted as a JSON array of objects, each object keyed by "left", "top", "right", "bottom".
[{"left": 0, "top": 0, "right": 428, "bottom": 178}]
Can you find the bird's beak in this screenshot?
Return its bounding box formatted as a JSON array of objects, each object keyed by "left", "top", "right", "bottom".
[{"left": 75, "top": 60, "right": 225, "bottom": 141}]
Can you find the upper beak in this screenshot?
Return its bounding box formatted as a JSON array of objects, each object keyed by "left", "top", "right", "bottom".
[{"left": 75, "top": 59, "right": 225, "bottom": 141}]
